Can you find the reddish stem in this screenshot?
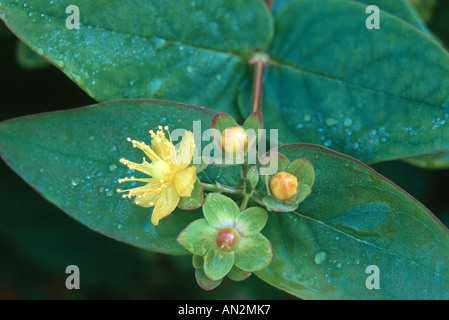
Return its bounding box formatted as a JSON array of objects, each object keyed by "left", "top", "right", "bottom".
[
  {"left": 250, "top": 58, "right": 266, "bottom": 114},
  {"left": 265, "top": 0, "right": 273, "bottom": 11}
]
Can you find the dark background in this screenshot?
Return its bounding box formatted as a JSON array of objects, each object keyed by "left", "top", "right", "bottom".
[{"left": 0, "top": 0, "right": 449, "bottom": 299}]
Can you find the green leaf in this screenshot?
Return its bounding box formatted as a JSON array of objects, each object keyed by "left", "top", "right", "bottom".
[
  {"left": 177, "top": 219, "right": 216, "bottom": 256},
  {"left": 16, "top": 40, "right": 50, "bottom": 69},
  {"left": 404, "top": 153, "right": 449, "bottom": 170},
  {"left": 272, "top": 0, "right": 437, "bottom": 41},
  {"left": 240, "top": 0, "right": 449, "bottom": 164},
  {"left": 409, "top": 0, "right": 437, "bottom": 23},
  {"left": 177, "top": 178, "right": 204, "bottom": 210},
  {"left": 0, "top": 100, "right": 223, "bottom": 255},
  {"left": 203, "top": 193, "right": 240, "bottom": 229},
  {"left": 256, "top": 144, "right": 449, "bottom": 299},
  {"left": 0, "top": 0, "right": 273, "bottom": 117},
  {"left": 204, "top": 248, "right": 234, "bottom": 281}
]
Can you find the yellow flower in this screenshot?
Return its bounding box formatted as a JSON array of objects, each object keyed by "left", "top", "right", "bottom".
[{"left": 117, "top": 126, "right": 197, "bottom": 225}]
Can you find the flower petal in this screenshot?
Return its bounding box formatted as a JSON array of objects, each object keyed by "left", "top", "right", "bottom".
[
  {"left": 234, "top": 233, "right": 273, "bottom": 272},
  {"left": 195, "top": 269, "right": 222, "bottom": 291},
  {"left": 135, "top": 191, "right": 159, "bottom": 208},
  {"left": 235, "top": 207, "right": 268, "bottom": 236},
  {"left": 174, "top": 166, "right": 197, "bottom": 197},
  {"left": 204, "top": 248, "right": 234, "bottom": 281},
  {"left": 177, "top": 131, "right": 195, "bottom": 170},
  {"left": 177, "top": 218, "right": 216, "bottom": 256},
  {"left": 203, "top": 193, "right": 240, "bottom": 229},
  {"left": 151, "top": 185, "right": 180, "bottom": 225}
]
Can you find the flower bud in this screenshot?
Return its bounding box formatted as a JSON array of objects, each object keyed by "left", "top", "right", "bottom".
[
  {"left": 247, "top": 165, "right": 259, "bottom": 189},
  {"left": 270, "top": 172, "right": 298, "bottom": 201},
  {"left": 221, "top": 126, "right": 248, "bottom": 156},
  {"left": 216, "top": 227, "right": 240, "bottom": 252}
]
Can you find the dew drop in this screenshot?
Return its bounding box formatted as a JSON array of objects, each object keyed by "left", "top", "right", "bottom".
[
  {"left": 325, "top": 117, "right": 338, "bottom": 127},
  {"left": 106, "top": 190, "right": 114, "bottom": 197},
  {"left": 109, "top": 164, "right": 117, "bottom": 172},
  {"left": 71, "top": 178, "right": 80, "bottom": 186},
  {"left": 304, "top": 114, "right": 312, "bottom": 122},
  {"left": 89, "top": 136, "right": 95, "bottom": 141},
  {"left": 117, "top": 224, "right": 123, "bottom": 229},
  {"left": 314, "top": 251, "right": 327, "bottom": 265},
  {"left": 186, "top": 65, "right": 194, "bottom": 73},
  {"left": 344, "top": 118, "right": 353, "bottom": 127}
]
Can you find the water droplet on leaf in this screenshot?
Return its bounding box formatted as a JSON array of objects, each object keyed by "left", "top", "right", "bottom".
[{"left": 314, "top": 251, "right": 327, "bottom": 265}]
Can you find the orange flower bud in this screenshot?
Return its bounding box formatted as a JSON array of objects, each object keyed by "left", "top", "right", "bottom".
[
  {"left": 270, "top": 172, "right": 298, "bottom": 201},
  {"left": 221, "top": 126, "right": 248, "bottom": 156}
]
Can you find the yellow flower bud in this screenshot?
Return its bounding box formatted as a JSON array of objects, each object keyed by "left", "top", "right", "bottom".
[
  {"left": 221, "top": 126, "right": 248, "bottom": 156},
  {"left": 270, "top": 172, "right": 298, "bottom": 201}
]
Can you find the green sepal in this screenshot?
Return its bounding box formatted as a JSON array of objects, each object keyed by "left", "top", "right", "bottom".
[
  {"left": 211, "top": 113, "right": 238, "bottom": 134},
  {"left": 177, "top": 219, "right": 216, "bottom": 256},
  {"left": 243, "top": 111, "right": 264, "bottom": 149},
  {"left": 234, "top": 234, "right": 273, "bottom": 272},
  {"left": 296, "top": 184, "right": 312, "bottom": 204},
  {"left": 243, "top": 111, "right": 264, "bottom": 132},
  {"left": 204, "top": 248, "right": 235, "bottom": 281},
  {"left": 260, "top": 151, "right": 290, "bottom": 186},
  {"left": 177, "top": 178, "right": 204, "bottom": 210},
  {"left": 236, "top": 207, "right": 268, "bottom": 236},
  {"left": 227, "top": 265, "right": 252, "bottom": 281},
  {"left": 203, "top": 193, "right": 240, "bottom": 229},
  {"left": 195, "top": 268, "right": 222, "bottom": 291},
  {"left": 192, "top": 255, "right": 204, "bottom": 270},
  {"left": 263, "top": 195, "right": 299, "bottom": 212},
  {"left": 287, "top": 158, "right": 315, "bottom": 187}
]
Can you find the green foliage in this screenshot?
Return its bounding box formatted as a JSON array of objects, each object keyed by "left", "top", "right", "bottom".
[
  {"left": 240, "top": 0, "right": 449, "bottom": 164},
  {"left": 1, "top": 0, "right": 449, "bottom": 300},
  {"left": 256, "top": 144, "right": 449, "bottom": 299},
  {"left": 0, "top": 0, "right": 272, "bottom": 117},
  {"left": 2, "top": 0, "right": 449, "bottom": 163},
  {"left": 16, "top": 40, "right": 50, "bottom": 68},
  {"left": 0, "top": 101, "right": 215, "bottom": 254}
]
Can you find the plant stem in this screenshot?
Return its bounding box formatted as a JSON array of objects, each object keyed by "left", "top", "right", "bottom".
[
  {"left": 265, "top": 0, "right": 273, "bottom": 11},
  {"left": 240, "top": 193, "right": 251, "bottom": 212},
  {"left": 250, "top": 58, "right": 266, "bottom": 114},
  {"left": 201, "top": 182, "right": 244, "bottom": 195}
]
